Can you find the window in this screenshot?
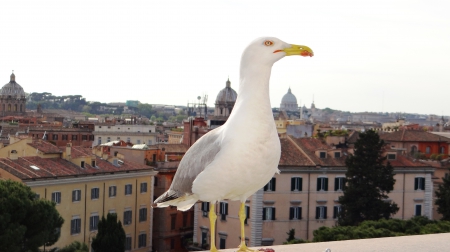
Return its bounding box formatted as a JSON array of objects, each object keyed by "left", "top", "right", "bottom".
[
  {"left": 137, "top": 139, "right": 141, "bottom": 144},
  {"left": 125, "top": 236, "right": 132, "bottom": 251},
  {"left": 411, "top": 146, "right": 417, "bottom": 154},
  {"left": 98, "top": 137, "right": 102, "bottom": 145},
  {"left": 89, "top": 135, "right": 94, "bottom": 141},
  {"left": 244, "top": 205, "right": 250, "bottom": 224},
  {"left": 220, "top": 202, "right": 228, "bottom": 221},
  {"left": 71, "top": 217, "right": 81, "bottom": 234},
  {"left": 334, "top": 152, "right": 341, "bottom": 158},
  {"left": 107, "top": 137, "right": 111, "bottom": 142},
  {"left": 317, "top": 177, "right": 329, "bottom": 191},
  {"left": 264, "top": 178, "right": 276, "bottom": 191},
  {"left": 91, "top": 188, "right": 100, "bottom": 200},
  {"left": 316, "top": 206, "right": 327, "bottom": 219},
  {"left": 35, "top": 193, "right": 40, "bottom": 199},
  {"left": 139, "top": 208, "right": 147, "bottom": 222},
  {"left": 154, "top": 177, "right": 158, "bottom": 186},
  {"left": 82, "top": 135, "right": 87, "bottom": 140},
  {"left": 72, "top": 135, "right": 78, "bottom": 140},
  {"left": 127, "top": 137, "right": 131, "bottom": 143},
  {"left": 219, "top": 237, "right": 226, "bottom": 249},
  {"left": 201, "top": 231, "right": 207, "bottom": 246},
  {"left": 90, "top": 215, "right": 99, "bottom": 231},
  {"left": 62, "top": 134, "right": 68, "bottom": 140},
  {"left": 91, "top": 160, "right": 96, "bottom": 167},
  {"left": 52, "top": 192, "right": 61, "bottom": 204},
  {"left": 415, "top": 177, "right": 425, "bottom": 190},
  {"left": 81, "top": 161, "right": 85, "bottom": 168},
  {"left": 426, "top": 146, "right": 431, "bottom": 154},
  {"left": 415, "top": 204, "right": 422, "bottom": 216},
  {"left": 387, "top": 154, "right": 396, "bottom": 160},
  {"left": 289, "top": 206, "right": 302, "bottom": 220},
  {"left": 333, "top": 206, "right": 342, "bottom": 219},
  {"left": 140, "top": 182, "right": 148, "bottom": 193},
  {"left": 72, "top": 189, "right": 81, "bottom": 202},
  {"left": 439, "top": 146, "right": 445, "bottom": 154},
  {"left": 335, "top": 177, "right": 345, "bottom": 191},
  {"left": 117, "top": 137, "right": 120, "bottom": 140},
  {"left": 319, "top": 152, "right": 326, "bottom": 158},
  {"left": 291, "top": 177, "right": 302, "bottom": 191},
  {"left": 201, "top": 202, "right": 210, "bottom": 217},
  {"left": 148, "top": 140, "right": 152, "bottom": 145},
  {"left": 138, "top": 233, "right": 146, "bottom": 248},
  {"left": 109, "top": 186, "right": 117, "bottom": 197},
  {"left": 171, "top": 214, "right": 176, "bottom": 230},
  {"left": 123, "top": 210, "right": 132, "bottom": 225},
  {"left": 263, "top": 207, "right": 276, "bottom": 220},
  {"left": 52, "top": 134, "right": 58, "bottom": 140},
  {"left": 125, "top": 184, "right": 132, "bottom": 195}
]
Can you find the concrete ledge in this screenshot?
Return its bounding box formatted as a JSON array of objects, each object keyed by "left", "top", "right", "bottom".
[{"left": 199, "top": 233, "right": 450, "bottom": 252}]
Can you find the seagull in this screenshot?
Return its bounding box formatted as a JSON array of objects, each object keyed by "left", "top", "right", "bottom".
[{"left": 154, "top": 37, "right": 313, "bottom": 251}]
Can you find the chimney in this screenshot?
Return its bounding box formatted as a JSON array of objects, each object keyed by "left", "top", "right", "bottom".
[{"left": 66, "top": 142, "right": 72, "bottom": 160}]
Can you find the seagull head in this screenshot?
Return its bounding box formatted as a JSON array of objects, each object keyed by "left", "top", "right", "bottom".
[{"left": 242, "top": 37, "right": 313, "bottom": 66}]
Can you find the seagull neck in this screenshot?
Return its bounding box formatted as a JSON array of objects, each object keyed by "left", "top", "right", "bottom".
[{"left": 236, "top": 64, "right": 273, "bottom": 113}]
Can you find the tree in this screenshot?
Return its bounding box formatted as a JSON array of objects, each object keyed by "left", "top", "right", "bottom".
[
  {"left": 435, "top": 170, "right": 450, "bottom": 220},
  {"left": 338, "top": 130, "right": 399, "bottom": 226},
  {"left": 283, "top": 229, "right": 306, "bottom": 244},
  {"left": 58, "top": 241, "right": 89, "bottom": 252},
  {"left": 91, "top": 213, "right": 126, "bottom": 252},
  {"left": 0, "top": 180, "right": 64, "bottom": 252}
]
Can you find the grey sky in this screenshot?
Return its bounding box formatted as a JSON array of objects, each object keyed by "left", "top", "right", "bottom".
[{"left": 1, "top": 0, "right": 449, "bottom": 115}]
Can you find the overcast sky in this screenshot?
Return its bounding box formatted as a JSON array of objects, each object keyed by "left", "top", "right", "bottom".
[{"left": 1, "top": 0, "right": 449, "bottom": 115}]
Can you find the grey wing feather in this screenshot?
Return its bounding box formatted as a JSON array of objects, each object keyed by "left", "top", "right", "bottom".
[{"left": 154, "top": 128, "right": 222, "bottom": 203}]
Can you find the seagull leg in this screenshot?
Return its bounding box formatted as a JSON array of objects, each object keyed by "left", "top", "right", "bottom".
[
  {"left": 209, "top": 202, "right": 219, "bottom": 252},
  {"left": 237, "top": 202, "right": 254, "bottom": 252}
]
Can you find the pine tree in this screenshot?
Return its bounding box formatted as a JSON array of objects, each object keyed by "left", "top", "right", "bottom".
[
  {"left": 338, "top": 130, "right": 399, "bottom": 226},
  {"left": 91, "top": 213, "right": 126, "bottom": 252},
  {"left": 0, "top": 180, "right": 64, "bottom": 252},
  {"left": 435, "top": 171, "right": 450, "bottom": 220}
]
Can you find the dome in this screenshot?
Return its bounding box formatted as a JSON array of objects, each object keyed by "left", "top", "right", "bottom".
[
  {"left": 280, "top": 88, "right": 299, "bottom": 112},
  {"left": 215, "top": 78, "right": 237, "bottom": 104},
  {"left": 281, "top": 88, "right": 297, "bottom": 104},
  {"left": 1, "top": 72, "right": 26, "bottom": 97}
]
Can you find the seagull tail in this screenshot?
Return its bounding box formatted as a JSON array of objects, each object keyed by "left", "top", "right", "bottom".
[{"left": 153, "top": 191, "right": 199, "bottom": 211}]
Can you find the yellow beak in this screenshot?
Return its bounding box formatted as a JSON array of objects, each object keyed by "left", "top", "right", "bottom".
[{"left": 275, "top": 44, "right": 313, "bottom": 57}]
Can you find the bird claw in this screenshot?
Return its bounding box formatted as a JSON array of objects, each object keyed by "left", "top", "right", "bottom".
[{"left": 236, "top": 245, "right": 255, "bottom": 252}]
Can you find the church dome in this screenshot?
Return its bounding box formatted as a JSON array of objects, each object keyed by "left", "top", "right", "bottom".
[
  {"left": 281, "top": 88, "right": 297, "bottom": 104},
  {"left": 1, "top": 72, "right": 26, "bottom": 97},
  {"left": 280, "top": 88, "right": 299, "bottom": 112},
  {"left": 215, "top": 78, "right": 237, "bottom": 104}
]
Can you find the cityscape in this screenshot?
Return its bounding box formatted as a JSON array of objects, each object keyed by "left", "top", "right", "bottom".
[{"left": 1, "top": 71, "right": 450, "bottom": 251}]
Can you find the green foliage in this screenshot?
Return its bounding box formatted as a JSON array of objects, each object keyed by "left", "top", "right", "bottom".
[
  {"left": 435, "top": 170, "right": 450, "bottom": 221},
  {"left": 58, "top": 241, "right": 89, "bottom": 252},
  {"left": 0, "top": 180, "right": 64, "bottom": 252},
  {"left": 283, "top": 229, "right": 307, "bottom": 245},
  {"left": 338, "top": 130, "right": 399, "bottom": 226},
  {"left": 91, "top": 213, "right": 126, "bottom": 252},
  {"left": 313, "top": 216, "right": 450, "bottom": 242}
]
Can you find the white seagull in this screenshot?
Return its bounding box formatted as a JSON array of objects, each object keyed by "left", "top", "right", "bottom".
[{"left": 154, "top": 37, "right": 313, "bottom": 252}]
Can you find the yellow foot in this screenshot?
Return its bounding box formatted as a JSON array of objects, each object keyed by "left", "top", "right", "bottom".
[
  {"left": 236, "top": 245, "right": 255, "bottom": 252},
  {"left": 210, "top": 247, "right": 219, "bottom": 252}
]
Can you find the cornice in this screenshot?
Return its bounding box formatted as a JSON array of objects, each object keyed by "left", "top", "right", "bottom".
[{"left": 24, "top": 170, "right": 158, "bottom": 187}]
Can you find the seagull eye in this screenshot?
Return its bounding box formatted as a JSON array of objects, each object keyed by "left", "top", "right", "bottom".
[{"left": 264, "top": 40, "right": 274, "bottom": 46}]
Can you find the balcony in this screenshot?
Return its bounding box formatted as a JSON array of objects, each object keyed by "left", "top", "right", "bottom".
[{"left": 197, "top": 233, "right": 450, "bottom": 252}]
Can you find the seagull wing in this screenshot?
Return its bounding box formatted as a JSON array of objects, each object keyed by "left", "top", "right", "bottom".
[{"left": 154, "top": 127, "right": 222, "bottom": 204}]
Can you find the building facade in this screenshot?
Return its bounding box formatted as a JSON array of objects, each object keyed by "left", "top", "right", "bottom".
[
  {"left": 0, "top": 142, "right": 157, "bottom": 251},
  {"left": 93, "top": 124, "right": 157, "bottom": 146}
]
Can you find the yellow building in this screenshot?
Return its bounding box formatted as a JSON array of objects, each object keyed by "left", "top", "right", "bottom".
[{"left": 0, "top": 141, "right": 157, "bottom": 251}]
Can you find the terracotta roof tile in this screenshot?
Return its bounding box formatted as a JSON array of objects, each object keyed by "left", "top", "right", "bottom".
[
  {"left": 28, "top": 140, "right": 63, "bottom": 154},
  {"left": 279, "top": 139, "right": 314, "bottom": 166},
  {"left": 380, "top": 130, "right": 450, "bottom": 143}
]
